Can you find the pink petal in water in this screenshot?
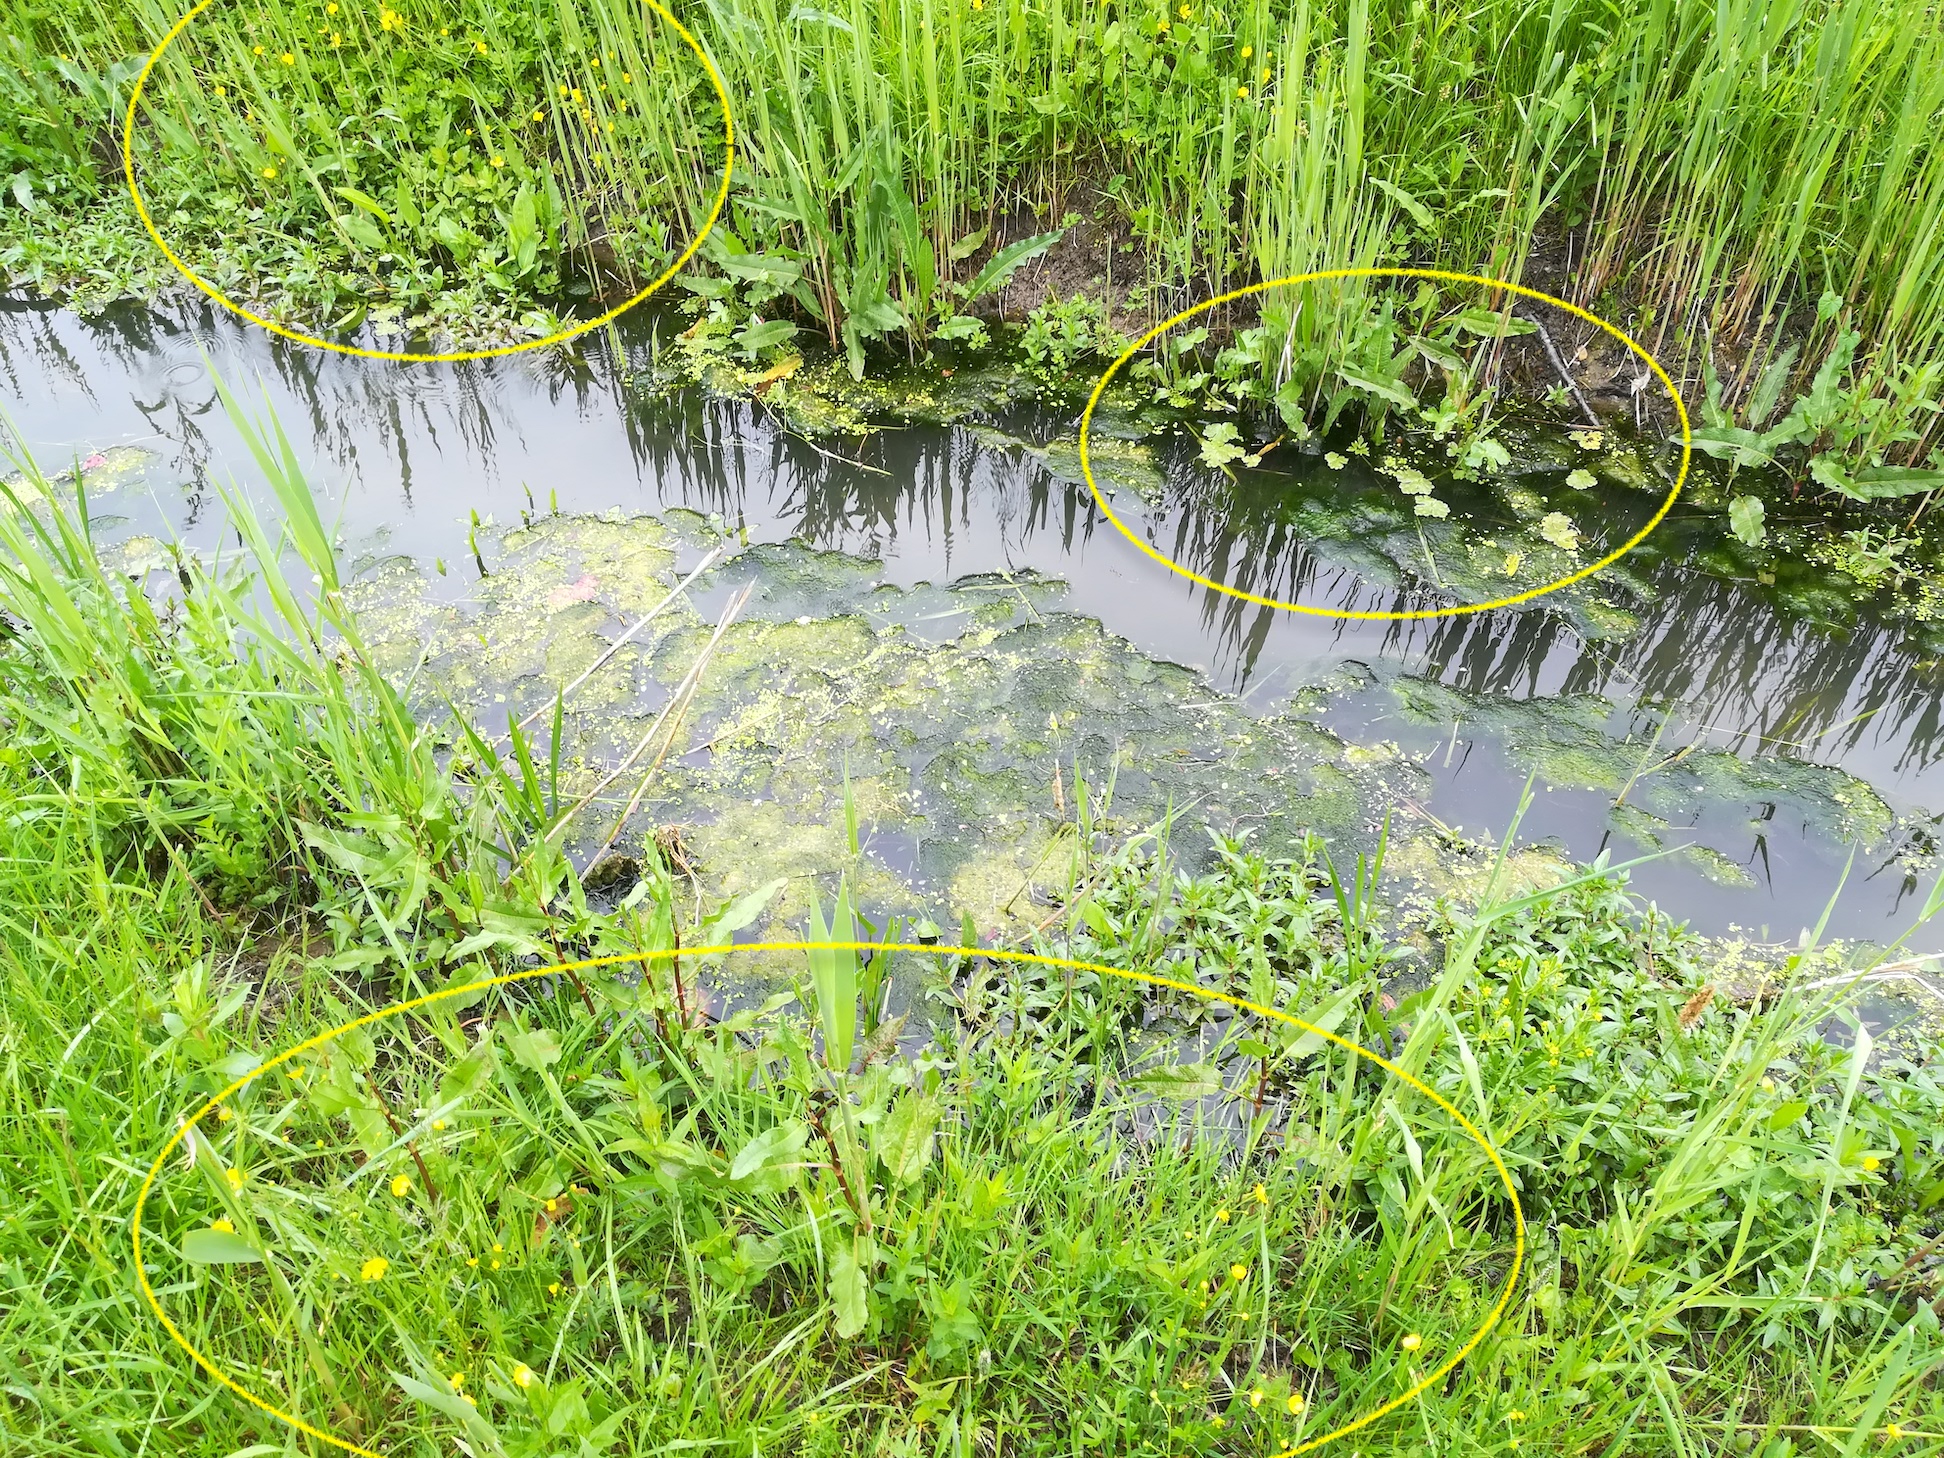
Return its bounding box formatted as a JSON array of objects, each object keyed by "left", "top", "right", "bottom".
[
  {"left": 82, "top": 452, "right": 108, "bottom": 471},
  {"left": 545, "top": 574, "right": 600, "bottom": 611}
]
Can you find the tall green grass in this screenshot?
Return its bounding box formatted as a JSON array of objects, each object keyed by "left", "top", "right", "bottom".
[{"left": 2, "top": 0, "right": 1941, "bottom": 467}]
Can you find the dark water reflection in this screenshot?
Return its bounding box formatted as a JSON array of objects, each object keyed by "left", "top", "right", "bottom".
[{"left": 4, "top": 293, "right": 1942, "bottom": 947}]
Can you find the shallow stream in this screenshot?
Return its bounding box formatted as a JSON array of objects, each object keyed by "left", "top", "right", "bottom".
[{"left": 6, "top": 294, "right": 1943, "bottom": 957}]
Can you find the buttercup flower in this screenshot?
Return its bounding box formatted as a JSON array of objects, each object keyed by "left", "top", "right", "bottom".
[
  {"left": 391, "top": 1174, "right": 411, "bottom": 1197},
  {"left": 212, "top": 84, "right": 227, "bottom": 97},
  {"left": 548, "top": 1281, "right": 562, "bottom": 1295},
  {"left": 448, "top": 1372, "right": 465, "bottom": 1391},
  {"left": 1237, "top": 86, "right": 1249, "bottom": 98},
  {"left": 1252, "top": 1183, "right": 1268, "bottom": 1205},
  {"left": 1230, "top": 1263, "right": 1248, "bottom": 1282},
  {"left": 360, "top": 1256, "right": 389, "bottom": 1281},
  {"left": 224, "top": 1167, "right": 244, "bottom": 1191},
  {"left": 490, "top": 155, "right": 505, "bottom": 167},
  {"left": 1215, "top": 1207, "right": 1230, "bottom": 1223},
  {"left": 513, "top": 1364, "right": 534, "bottom": 1388},
  {"left": 1241, "top": 45, "right": 1252, "bottom": 57},
  {"left": 544, "top": 1198, "right": 558, "bottom": 1214},
  {"left": 252, "top": 44, "right": 264, "bottom": 55},
  {"left": 280, "top": 51, "right": 294, "bottom": 65},
  {"left": 1249, "top": 1389, "right": 1264, "bottom": 1408},
  {"left": 1287, "top": 1394, "right": 1305, "bottom": 1413},
  {"left": 1864, "top": 1156, "right": 1882, "bottom": 1171},
  {"left": 210, "top": 1219, "right": 235, "bottom": 1234},
  {"left": 1401, "top": 1332, "right": 1423, "bottom": 1351},
  {"left": 327, "top": 2, "right": 338, "bottom": 12},
  {"left": 379, "top": 9, "right": 402, "bottom": 33}
]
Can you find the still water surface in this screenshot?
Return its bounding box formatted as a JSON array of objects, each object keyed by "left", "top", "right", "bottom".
[{"left": 5, "top": 294, "right": 1941, "bottom": 948}]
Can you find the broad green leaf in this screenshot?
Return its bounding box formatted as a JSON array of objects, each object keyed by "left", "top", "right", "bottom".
[
  {"left": 438, "top": 1040, "right": 497, "bottom": 1106},
  {"left": 504, "top": 1025, "right": 561, "bottom": 1073},
  {"left": 1369, "top": 176, "right": 1435, "bottom": 232},
  {"left": 1729, "top": 495, "right": 1767, "bottom": 547},
  {"left": 1285, "top": 983, "right": 1363, "bottom": 1058},
  {"left": 181, "top": 1228, "right": 263, "bottom": 1264},
  {"left": 948, "top": 226, "right": 988, "bottom": 262},
  {"left": 872, "top": 1095, "right": 940, "bottom": 1185},
  {"left": 730, "top": 1119, "right": 809, "bottom": 1182},
  {"left": 961, "top": 230, "right": 1062, "bottom": 303},
  {"left": 1335, "top": 363, "right": 1418, "bottom": 409},
  {"left": 829, "top": 1240, "right": 870, "bottom": 1338},
  {"left": 334, "top": 185, "right": 393, "bottom": 226},
  {"left": 1767, "top": 1099, "right": 1810, "bottom": 1131},
  {"left": 1450, "top": 306, "right": 1537, "bottom": 337}
]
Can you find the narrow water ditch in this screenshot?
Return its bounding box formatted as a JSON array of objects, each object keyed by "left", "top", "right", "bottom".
[{"left": 6, "top": 293, "right": 1942, "bottom": 955}]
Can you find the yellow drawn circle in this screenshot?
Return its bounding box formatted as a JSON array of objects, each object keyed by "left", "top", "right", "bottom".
[
  {"left": 1078, "top": 268, "right": 1693, "bottom": 621},
  {"left": 133, "top": 941, "right": 1524, "bottom": 1457},
  {"left": 121, "top": 0, "right": 735, "bottom": 364}
]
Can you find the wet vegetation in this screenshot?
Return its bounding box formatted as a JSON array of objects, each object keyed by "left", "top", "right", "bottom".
[
  {"left": 7, "top": 409, "right": 1944, "bottom": 1453},
  {"left": 5, "top": 0, "right": 1944, "bottom": 1452}
]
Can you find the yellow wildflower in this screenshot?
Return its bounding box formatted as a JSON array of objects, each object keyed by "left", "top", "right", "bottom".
[
  {"left": 1249, "top": 1389, "right": 1264, "bottom": 1408},
  {"left": 224, "top": 1167, "right": 244, "bottom": 1190},
  {"left": 432, "top": 1119, "right": 446, "bottom": 1130},
  {"left": 1262, "top": 67, "right": 1271, "bottom": 82},
  {"left": 448, "top": 1372, "right": 464, "bottom": 1391},
  {"left": 544, "top": 1198, "right": 558, "bottom": 1214},
  {"left": 513, "top": 1364, "right": 534, "bottom": 1388},
  {"left": 1401, "top": 1332, "right": 1422, "bottom": 1351},
  {"left": 330, "top": 32, "right": 340, "bottom": 44},
  {"left": 490, "top": 155, "right": 505, "bottom": 167},
  {"left": 1864, "top": 1156, "right": 1881, "bottom": 1171},
  {"left": 476, "top": 40, "right": 488, "bottom": 53},
  {"left": 493, "top": 1243, "right": 503, "bottom": 1253},
  {"left": 622, "top": 72, "right": 631, "bottom": 82},
  {"left": 1212, "top": 1415, "right": 1226, "bottom": 1428},
  {"left": 1287, "top": 1394, "right": 1305, "bottom": 1413},
  {"left": 548, "top": 1281, "right": 562, "bottom": 1295},
  {"left": 210, "top": 1219, "right": 235, "bottom": 1234},
  {"left": 379, "top": 10, "right": 401, "bottom": 33},
  {"left": 1237, "top": 86, "right": 1249, "bottom": 98},
  {"left": 1252, "top": 1183, "right": 1268, "bottom": 1205},
  {"left": 360, "top": 1256, "right": 389, "bottom": 1281},
  {"left": 1230, "top": 1263, "right": 1248, "bottom": 1282},
  {"left": 214, "top": 1103, "right": 233, "bottom": 1120},
  {"left": 1509, "top": 1411, "right": 1525, "bottom": 1422},
  {"left": 391, "top": 1174, "right": 411, "bottom": 1197},
  {"left": 1215, "top": 1208, "right": 1229, "bottom": 1223},
  {"left": 327, "top": 2, "right": 338, "bottom": 11},
  {"left": 252, "top": 44, "right": 264, "bottom": 55},
  {"left": 1887, "top": 1424, "right": 1904, "bottom": 1441},
  {"left": 280, "top": 51, "right": 294, "bottom": 65},
  {"left": 532, "top": 110, "right": 543, "bottom": 120},
  {"left": 1241, "top": 45, "right": 1252, "bottom": 58},
  {"left": 1178, "top": 4, "right": 1191, "bottom": 17},
  {"left": 213, "top": 84, "right": 227, "bottom": 98},
  {"left": 466, "top": 1257, "right": 478, "bottom": 1267},
  {"left": 490, "top": 1259, "right": 501, "bottom": 1269}
]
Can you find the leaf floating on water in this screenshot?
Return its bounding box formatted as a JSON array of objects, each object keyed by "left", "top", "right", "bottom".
[
  {"left": 1566, "top": 468, "right": 1597, "bottom": 490},
  {"left": 1414, "top": 497, "right": 1450, "bottom": 518},
  {"left": 1538, "top": 512, "right": 1581, "bottom": 551},
  {"left": 1729, "top": 496, "right": 1767, "bottom": 548}
]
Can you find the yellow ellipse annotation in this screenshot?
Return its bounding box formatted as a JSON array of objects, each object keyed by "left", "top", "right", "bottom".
[
  {"left": 133, "top": 940, "right": 1526, "bottom": 1458},
  {"left": 122, "top": 0, "right": 734, "bottom": 364},
  {"left": 1078, "top": 268, "right": 1694, "bottom": 622}
]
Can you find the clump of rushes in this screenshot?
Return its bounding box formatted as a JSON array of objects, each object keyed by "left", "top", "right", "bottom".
[{"left": 3, "top": 0, "right": 1942, "bottom": 484}]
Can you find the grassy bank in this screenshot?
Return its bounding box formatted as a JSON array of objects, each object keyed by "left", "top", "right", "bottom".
[
  {"left": 6, "top": 416, "right": 1944, "bottom": 1453},
  {"left": 2, "top": 0, "right": 1941, "bottom": 489}
]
